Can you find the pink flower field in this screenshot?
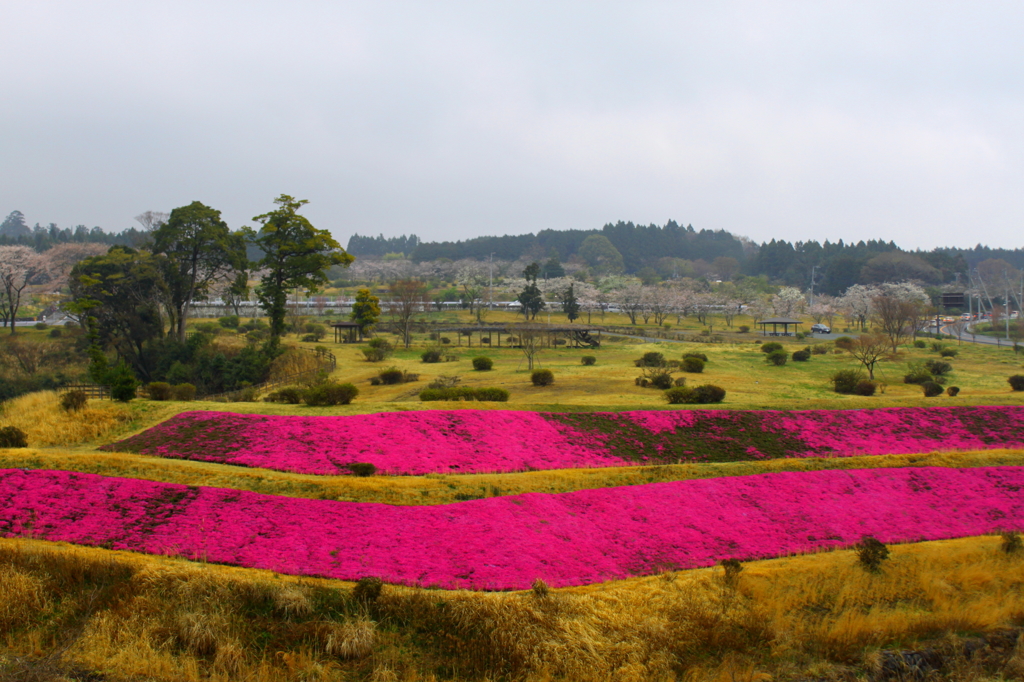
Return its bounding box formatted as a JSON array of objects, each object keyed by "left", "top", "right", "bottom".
[
  {"left": 1, "top": 466, "right": 1022, "bottom": 589},
  {"left": 101, "top": 406, "right": 1024, "bottom": 476}
]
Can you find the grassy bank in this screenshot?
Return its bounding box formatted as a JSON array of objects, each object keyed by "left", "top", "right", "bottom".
[{"left": 2, "top": 535, "right": 1022, "bottom": 681}]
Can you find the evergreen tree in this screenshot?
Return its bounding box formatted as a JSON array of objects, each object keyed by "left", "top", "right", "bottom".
[
  {"left": 350, "top": 287, "right": 381, "bottom": 339},
  {"left": 562, "top": 283, "right": 580, "bottom": 322},
  {"left": 517, "top": 262, "right": 545, "bottom": 320}
]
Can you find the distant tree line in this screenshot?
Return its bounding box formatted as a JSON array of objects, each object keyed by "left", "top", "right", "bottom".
[
  {"left": 9, "top": 206, "right": 1024, "bottom": 289},
  {"left": 405, "top": 221, "right": 746, "bottom": 272},
  {"left": 0, "top": 210, "right": 150, "bottom": 251},
  {"left": 346, "top": 233, "right": 421, "bottom": 257}
]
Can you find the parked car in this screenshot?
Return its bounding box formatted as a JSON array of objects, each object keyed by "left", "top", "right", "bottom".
[{"left": 810, "top": 323, "right": 830, "bottom": 333}]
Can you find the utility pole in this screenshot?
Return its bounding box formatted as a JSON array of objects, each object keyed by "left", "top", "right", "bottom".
[
  {"left": 808, "top": 265, "right": 818, "bottom": 306},
  {"left": 488, "top": 252, "right": 494, "bottom": 310},
  {"left": 1006, "top": 270, "right": 1011, "bottom": 340}
]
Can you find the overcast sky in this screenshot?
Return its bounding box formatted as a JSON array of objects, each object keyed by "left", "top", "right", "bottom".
[{"left": 3, "top": 1, "right": 1024, "bottom": 250}]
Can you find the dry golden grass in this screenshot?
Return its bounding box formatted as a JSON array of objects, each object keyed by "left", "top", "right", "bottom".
[
  {"left": 1, "top": 535, "right": 1022, "bottom": 681},
  {"left": 3, "top": 446, "right": 1023, "bottom": 505},
  {"left": 0, "top": 391, "right": 134, "bottom": 447}
]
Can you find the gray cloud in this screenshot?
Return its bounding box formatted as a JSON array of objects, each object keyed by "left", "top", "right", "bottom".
[{"left": 2, "top": 1, "right": 1023, "bottom": 249}]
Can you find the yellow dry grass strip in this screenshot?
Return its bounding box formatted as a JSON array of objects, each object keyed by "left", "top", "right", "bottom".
[
  {"left": 2, "top": 447, "right": 1023, "bottom": 505},
  {"left": 0, "top": 391, "right": 136, "bottom": 447},
  {"left": 2, "top": 535, "right": 1023, "bottom": 681}
]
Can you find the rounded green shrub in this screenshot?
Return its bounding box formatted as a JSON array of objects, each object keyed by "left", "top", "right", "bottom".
[
  {"left": 1008, "top": 375, "right": 1024, "bottom": 391},
  {"left": 531, "top": 369, "right": 554, "bottom": 386},
  {"left": 664, "top": 386, "right": 694, "bottom": 404},
  {"left": 421, "top": 349, "right": 443, "bottom": 363},
  {"left": 939, "top": 347, "right": 958, "bottom": 358},
  {"left": 363, "top": 338, "right": 394, "bottom": 362},
  {"left": 830, "top": 369, "right": 863, "bottom": 394},
  {"left": 921, "top": 381, "right": 944, "bottom": 397},
  {"left": 171, "top": 383, "right": 196, "bottom": 401},
  {"left": 635, "top": 352, "right": 666, "bottom": 367},
  {"left": 472, "top": 356, "right": 494, "bottom": 371},
  {"left": 791, "top": 349, "right": 811, "bottom": 362},
  {"left": 923, "top": 359, "right": 952, "bottom": 377},
  {"left": 674, "top": 377, "right": 687, "bottom": 387},
  {"left": 760, "top": 342, "right": 783, "bottom": 354},
  {"left": 692, "top": 384, "right": 726, "bottom": 403},
  {"left": 683, "top": 352, "right": 708, "bottom": 362},
  {"left": 378, "top": 367, "right": 405, "bottom": 385},
  {"left": 738, "top": 325, "right": 750, "bottom": 333},
  {"left": 766, "top": 350, "right": 788, "bottom": 366},
  {"left": 946, "top": 386, "right": 960, "bottom": 397},
  {"left": 146, "top": 382, "right": 172, "bottom": 401},
  {"left": 348, "top": 462, "right": 377, "bottom": 477},
  {"left": 581, "top": 355, "right": 597, "bottom": 366},
  {"left": 681, "top": 357, "right": 705, "bottom": 373},
  {"left": 303, "top": 382, "right": 359, "bottom": 406},
  {"left": 903, "top": 367, "right": 934, "bottom": 385},
  {"left": 853, "top": 380, "right": 877, "bottom": 396},
  {"left": 0, "top": 426, "right": 28, "bottom": 448},
  {"left": 49, "top": 328, "right": 62, "bottom": 339},
  {"left": 857, "top": 536, "right": 889, "bottom": 572},
  {"left": 913, "top": 339, "right": 927, "bottom": 349}
]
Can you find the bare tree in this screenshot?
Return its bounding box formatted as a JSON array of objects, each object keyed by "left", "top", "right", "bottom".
[
  {"left": 457, "top": 262, "right": 489, "bottom": 322},
  {"left": 836, "top": 334, "right": 891, "bottom": 380},
  {"left": 389, "top": 278, "right": 429, "bottom": 348},
  {"left": 134, "top": 211, "right": 169, "bottom": 232},
  {"left": 948, "top": 318, "right": 970, "bottom": 345},
  {"left": 871, "top": 295, "right": 920, "bottom": 352},
  {"left": 514, "top": 323, "right": 542, "bottom": 371}
]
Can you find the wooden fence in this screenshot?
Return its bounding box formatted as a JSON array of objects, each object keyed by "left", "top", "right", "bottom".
[{"left": 58, "top": 384, "right": 111, "bottom": 399}]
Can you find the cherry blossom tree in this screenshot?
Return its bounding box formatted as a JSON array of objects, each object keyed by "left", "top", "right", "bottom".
[{"left": 0, "top": 246, "right": 52, "bottom": 333}]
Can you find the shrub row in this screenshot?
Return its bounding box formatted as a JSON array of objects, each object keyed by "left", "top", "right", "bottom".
[
  {"left": 419, "top": 387, "right": 510, "bottom": 402},
  {"left": 144, "top": 382, "right": 198, "bottom": 401},
  {"left": 664, "top": 384, "right": 726, "bottom": 404},
  {"left": 265, "top": 382, "right": 359, "bottom": 406}
]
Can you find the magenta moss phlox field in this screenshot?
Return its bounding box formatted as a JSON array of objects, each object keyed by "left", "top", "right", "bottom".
[
  {"left": 2, "top": 466, "right": 1023, "bottom": 589},
  {"left": 101, "top": 406, "right": 1024, "bottom": 475}
]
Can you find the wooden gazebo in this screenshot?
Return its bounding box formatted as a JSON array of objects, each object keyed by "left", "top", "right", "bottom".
[
  {"left": 331, "top": 321, "right": 363, "bottom": 343},
  {"left": 758, "top": 318, "right": 802, "bottom": 337}
]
